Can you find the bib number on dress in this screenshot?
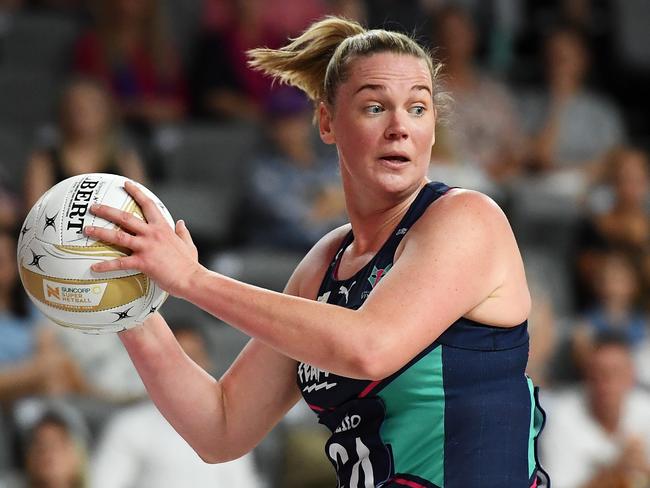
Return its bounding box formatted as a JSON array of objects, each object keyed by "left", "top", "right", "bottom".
[{"left": 320, "top": 397, "right": 393, "bottom": 488}]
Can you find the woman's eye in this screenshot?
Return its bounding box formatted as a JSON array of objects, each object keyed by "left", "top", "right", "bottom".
[
  {"left": 365, "top": 105, "right": 384, "bottom": 114},
  {"left": 410, "top": 105, "right": 426, "bottom": 116}
]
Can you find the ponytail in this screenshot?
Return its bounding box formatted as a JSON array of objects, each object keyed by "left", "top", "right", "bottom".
[
  {"left": 248, "top": 16, "right": 446, "bottom": 113},
  {"left": 248, "top": 16, "right": 365, "bottom": 104}
]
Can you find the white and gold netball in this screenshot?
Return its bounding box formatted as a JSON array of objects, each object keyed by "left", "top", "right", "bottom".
[{"left": 17, "top": 173, "right": 173, "bottom": 333}]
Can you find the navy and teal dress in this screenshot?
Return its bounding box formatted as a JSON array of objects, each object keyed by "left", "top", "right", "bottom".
[{"left": 297, "top": 182, "right": 548, "bottom": 488}]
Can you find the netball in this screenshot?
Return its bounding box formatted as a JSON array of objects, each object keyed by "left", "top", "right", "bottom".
[{"left": 16, "top": 173, "right": 173, "bottom": 333}]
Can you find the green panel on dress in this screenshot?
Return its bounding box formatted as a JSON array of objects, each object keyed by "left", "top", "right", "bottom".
[
  {"left": 527, "top": 376, "right": 544, "bottom": 478},
  {"left": 379, "top": 346, "right": 446, "bottom": 487}
]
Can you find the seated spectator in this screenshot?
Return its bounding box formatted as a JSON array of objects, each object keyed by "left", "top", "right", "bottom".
[
  {"left": 572, "top": 252, "right": 648, "bottom": 372},
  {"left": 1, "top": 228, "right": 85, "bottom": 405},
  {"left": 519, "top": 26, "right": 624, "bottom": 198},
  {"left": 24, "top": 77, "right": 146, "bottom": 209},
  {"left": 191, "top": 0, "right": 284, "bottom": 121},
  {"left": 328, "top": 0, "right": 366, "bottom": 24},
  {"left": 1, "top": 402, "right": 89, "bottom": 488},
  {"left": 72, "top": 0, "right": 187, "bottom": 130},
  {"left": 573, "top": 146, "right": 650, "bottom": 308},
  {"left": 541, "top": 334, "right": 650, "bottom": 488},
  {"left": 429, "top": 6, "right": 524, "bottom": 192},
  {"left": 1, "top": 227, "right": 86, "bottom": 470},
  {"left": 91, "top": 319, "right": 262, "bottom": 488},
  {"left": 201, "top": 0, "right": 327, "bottom": 39},
  {"left": 245, "top": 86, "right": 346, "bottom": 251}
]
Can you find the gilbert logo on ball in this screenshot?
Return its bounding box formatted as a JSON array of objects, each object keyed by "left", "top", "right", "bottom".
[{"left": 17, "top": 173, "right": 173, "bottom": 334}]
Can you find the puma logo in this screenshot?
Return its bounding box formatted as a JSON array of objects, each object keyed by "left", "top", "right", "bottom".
[{"left": 338, "top": 281, "right": 356, "bottom": 304}]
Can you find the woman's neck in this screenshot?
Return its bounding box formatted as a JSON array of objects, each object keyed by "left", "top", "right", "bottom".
[
  {"left": 342, "top": 178, "right": 427, "bottom": 255},
  {"left": 62, "top": 138, "right": 108, "bottom": 162}
]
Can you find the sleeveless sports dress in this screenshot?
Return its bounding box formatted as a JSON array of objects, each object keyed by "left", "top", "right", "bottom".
[{"left": 297, "top": 182, "right": 548, "bottom": 488}]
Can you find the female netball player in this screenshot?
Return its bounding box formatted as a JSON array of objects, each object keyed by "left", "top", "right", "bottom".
[{"left": 84, "top": 17, "right": 547, "bottom": 488}]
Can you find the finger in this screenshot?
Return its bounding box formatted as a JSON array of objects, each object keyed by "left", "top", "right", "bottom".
[
  {"left": 84, "top": 225, "right": 139, "bottom": 251},
  {"left": 90, "top": 203, "right": 148, "bottom": 235},
  {"left": 175, "top": 220, "right": 194, "bottom": 247},
  {"left": 91, "top": 256, "right": 140, "bottom": 273},
  {"left": 124, "top": 180, "right": 163, "bottom": 224}
]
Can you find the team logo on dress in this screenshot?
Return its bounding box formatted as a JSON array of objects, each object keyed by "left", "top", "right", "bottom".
[
  {"left": 338, "top": 281, "right": 356, "bottom": 304},
  {"left": 368, "top": 264, "right": 392, "bottom": 288}
]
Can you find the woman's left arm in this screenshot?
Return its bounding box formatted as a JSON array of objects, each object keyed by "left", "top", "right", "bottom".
[{"left": 87, "top": 183, "right": 515, "bottom": 380}]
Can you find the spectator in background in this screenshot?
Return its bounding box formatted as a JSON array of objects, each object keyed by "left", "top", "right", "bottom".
[
  {"left": 516, "top": 0, "right": 616, "bottom": 88},
  {"left": 22, "top": 78, "right": 149, "bottom": 432},
  {"left": 72, "top": 0, "right": 187, "bottom": 131},
  {"left": 429, "top": 6, "right": 524, "bottom": 193},
  {"left": 0, "top": 228, "right": 85, "bottom": 405},
  {"left": 91, "top": 320, "right": 262, "bottom": 488},
  {"left": 1, "top": 405, "right": 89, "bottom": 488},
  {"left": 1, "top": 227, "right": 86, "bottom": 472},
  {"left": 572, "top": 252, "right": 648, "bottom": 374},
  {"left": 541, "top": 334, "right": 650, "bottom": 488},
  {"left": 245, "top": 86, "right": 346, "bottom": 251},
  {"left": 574, "top": 147, "right": 650, "bottom": 309},
  {"left": 201, "top": 0, "right": 327, "bottom": 39},
  {"left": 519, "top": 26, "right": 624, "bottom": 198},
  {"left": 328, "top": 0, "right": 366, "bottom": 24},
  {"left": 24, "top": 77, "right": 146, "bottom": 209},
  {"left": 191, "top": 0, "right": 283, "bottom": 121}
]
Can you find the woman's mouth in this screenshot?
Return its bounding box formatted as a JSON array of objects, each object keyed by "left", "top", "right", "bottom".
[{"left": 379, "top": 155, "right": 411, "bottom": 166}]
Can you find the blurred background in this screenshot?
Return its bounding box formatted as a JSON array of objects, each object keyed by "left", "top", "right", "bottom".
[{"left": 0, "top": 0, "right": 649, "bottom": 487}]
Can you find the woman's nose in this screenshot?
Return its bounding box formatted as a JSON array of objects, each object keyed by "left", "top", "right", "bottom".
[{"left": 384, "top": 111, "right": 408, "bottom": 140}]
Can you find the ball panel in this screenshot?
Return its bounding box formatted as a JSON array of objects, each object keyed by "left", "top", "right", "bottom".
[
  {"left": 20, "top": 264, "right": 149, "bottom": 313},
  {"left": 18, "top": 237, "right": 137, "bottom": 281}
]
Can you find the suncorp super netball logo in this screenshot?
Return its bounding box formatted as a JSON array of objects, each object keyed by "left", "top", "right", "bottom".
[{"left": 42, "top": 279, "right": 107, "bottom": 307}]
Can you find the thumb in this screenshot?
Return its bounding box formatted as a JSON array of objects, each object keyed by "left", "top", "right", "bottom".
[{"left": 175, "top": 219, "right": 194, "bottom": 247}]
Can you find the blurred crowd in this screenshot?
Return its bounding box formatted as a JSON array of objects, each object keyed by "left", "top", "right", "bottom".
[{"left": 0, "top": 0, "right": 649, "bottom": 487}]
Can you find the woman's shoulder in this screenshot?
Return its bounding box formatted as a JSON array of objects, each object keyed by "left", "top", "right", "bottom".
[{"left": 417, "top": 187, "right": 507, "bottom": 235}]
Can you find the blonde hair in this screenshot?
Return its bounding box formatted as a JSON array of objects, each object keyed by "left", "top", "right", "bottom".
[{"left": 248, "top": 16, "right": 446, "bottom": 111}]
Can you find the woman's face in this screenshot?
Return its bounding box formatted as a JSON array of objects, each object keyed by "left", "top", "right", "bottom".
[
  {"left": 439, "top": 11, "right": 476, "bottom": 63},
  {"left": 545, "top": 31, "right": 588, "bottom": 87},
  {"left": 614, "top": 151, "right": 649, "bottom": 207},
  {"left": 26, "top": 422, "right": 82, "bottom": 487},
  {"left": 61, "top": 83, "right": 111, "bottom": 140},
  {"left": 321, "top": 53, "right": 436, "bottom": 197}
]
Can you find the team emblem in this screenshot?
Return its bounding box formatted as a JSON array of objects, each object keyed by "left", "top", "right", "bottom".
[{"left": 368, "top": 264, "right": 392, "bottom": 288}]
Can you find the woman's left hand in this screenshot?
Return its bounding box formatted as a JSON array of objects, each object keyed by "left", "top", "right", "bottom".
[{"left": 84, "top": 180, "right": 200, "bottom": 297}]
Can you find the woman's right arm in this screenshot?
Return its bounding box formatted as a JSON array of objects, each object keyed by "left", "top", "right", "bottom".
[
  {"left": 119, "top": 313, "right": 301, "bottom": 463},
  {"left": 117, "top": 225, "right": 345, "bottom": 463}
]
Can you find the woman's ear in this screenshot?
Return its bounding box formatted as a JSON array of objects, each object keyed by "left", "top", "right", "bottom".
[{"left": 318, "top": 101, "right": 336, "bottom": 145}]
